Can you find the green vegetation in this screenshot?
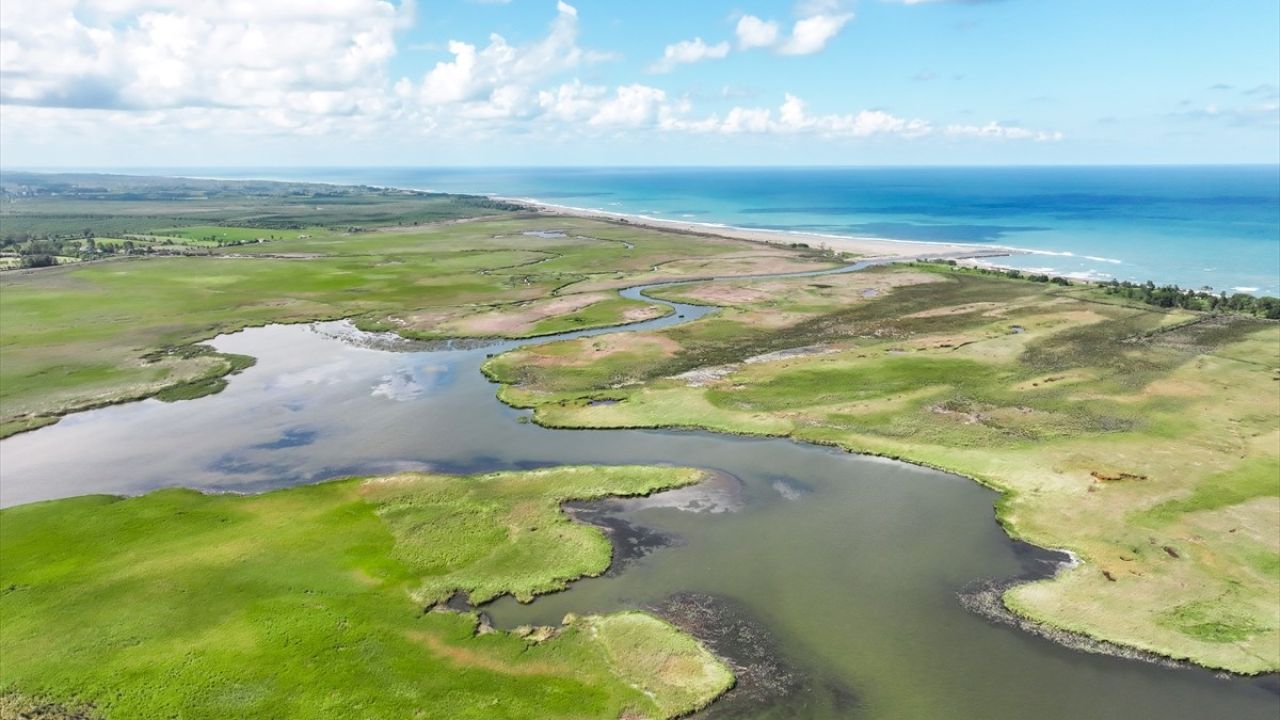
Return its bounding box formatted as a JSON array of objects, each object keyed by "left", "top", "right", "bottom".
[
  {"left": 0, "top": 178, "right": 828, "bottom": 436},
  {"left": 0, "top": 172, "right": 520, "bottom": 238},
  {"left": 366, "top": 466, "right": 701, "bottom": 604},
  {"left": 486, "top": 262, "right": 1280, "bottom": 673},
  {"left": 0, "top": 466, "right": 732, "bottom": 719},
  {"left": 926, "top": 259, "right": 1280, "bottom": 319},
  {"left": 1101, "top": 278, "right": 1280, "bottom": 319}
]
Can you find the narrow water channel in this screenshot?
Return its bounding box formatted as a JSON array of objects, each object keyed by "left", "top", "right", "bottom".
[{"left": 1, "top": 262, "right": 1275, "bottom": 719}]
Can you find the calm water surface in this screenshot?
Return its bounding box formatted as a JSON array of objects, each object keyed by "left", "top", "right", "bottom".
[{"left": 1, "top": 277, "right": 1276, "bottom": 719}]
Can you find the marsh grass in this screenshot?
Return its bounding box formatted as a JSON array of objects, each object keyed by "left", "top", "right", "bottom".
[
  {"left": 0, "top": 467, "right": 730, "bottom": 719},
  {"left": 1, "top": 208, "right": 800, "bottom": 434},
  {"left": 490, "top": 264, "right": 1280, "bottom": 673}
]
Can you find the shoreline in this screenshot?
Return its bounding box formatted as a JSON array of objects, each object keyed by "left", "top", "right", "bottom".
[
  {"left": 7, "top": 169, "right": 1277, "bottom": 293},
  {"left": 504, "top": 195, "right": 1021, "bottom": 263}
]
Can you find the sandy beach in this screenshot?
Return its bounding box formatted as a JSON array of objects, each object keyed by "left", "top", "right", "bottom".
[{"left": 511, "top": 198, "right": 1019, "bottom": 262}]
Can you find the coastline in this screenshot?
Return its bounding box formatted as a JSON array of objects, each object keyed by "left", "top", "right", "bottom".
[{"left": 503, "top": 196, "right": 1022, "bottom": 263}]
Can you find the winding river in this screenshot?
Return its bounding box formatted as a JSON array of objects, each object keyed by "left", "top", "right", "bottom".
[{"left": 1, "top": 261, "right": 1275, "bottom": 719}]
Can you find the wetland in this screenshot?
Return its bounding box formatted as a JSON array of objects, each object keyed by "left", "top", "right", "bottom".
[{"left": 1, "top": 176, "right": 1276, "bottom": 719}]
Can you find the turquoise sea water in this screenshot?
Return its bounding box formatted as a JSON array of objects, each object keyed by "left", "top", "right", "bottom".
[{"left": 149, "top": 166, "right": 1280, "bottom": 295}]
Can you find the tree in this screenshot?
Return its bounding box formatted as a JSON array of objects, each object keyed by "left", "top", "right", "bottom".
[{"left": 20, "top": 254, "right": 56, "bottom": 269}]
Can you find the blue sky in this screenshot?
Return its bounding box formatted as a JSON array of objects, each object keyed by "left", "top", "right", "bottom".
[{"left": 1, "top": 0, "right": 1277, "bottom": 166}]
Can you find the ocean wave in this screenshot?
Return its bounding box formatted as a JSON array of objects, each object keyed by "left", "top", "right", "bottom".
[
  {"left": 1014, "top": 248, "right": 1124, "bottom": 264},
  {"left": 970, "top": 259, "right": 1115, "bottom": 283},
  {"left": 500, "top": 196, "right": 998, "bottom": 249}
]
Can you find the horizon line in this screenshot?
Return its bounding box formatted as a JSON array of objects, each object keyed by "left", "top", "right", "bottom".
[{"left": 4, "top": 163, "right": 1280, "bottom": 172}]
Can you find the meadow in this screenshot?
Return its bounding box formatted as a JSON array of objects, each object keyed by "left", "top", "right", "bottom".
[
  {"left": 485, "top": 263, "right": 1280, "bottom": 674},
  {"left": 0, "top": 466, "right": 731, "bottom": 719},
  {"left": 0, "top": 185, "right": 829, "bottom": 437},
  {"left": 5, "top": 175, "right": 1275, "bottom": 681}
]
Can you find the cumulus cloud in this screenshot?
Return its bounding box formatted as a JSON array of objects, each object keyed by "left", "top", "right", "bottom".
[
  {"left": 589, "top": 84, "right": 669, "bottom": 126},
  {"left": 649, "top": 37, "right": 731, "bottom": 74},
  {"left": 735, "top": 2, "right": 853, "bottom": 56},
  {"left": 0, "top": 0, "right": 414, "bottom": 112},
  {"left": 736, "top": 16, "right": 781, "bottom": 50},
  {"left": 416, "top": 1, "right": 584, "bottom": 109},
  {"left": 665, "top": 93, "right": 932, "bottom": 138},
  {"left": 0, "top": 0, "right": 1067, "bottom": 154},
  {"left": 778, "top": 12, "right": 854, "bottom": 55}
]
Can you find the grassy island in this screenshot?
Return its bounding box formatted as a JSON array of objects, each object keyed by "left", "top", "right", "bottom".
[
  {"left": 486, "top": 262, "right": 1280, "bottom": 674},
  {"left": 0, "top": 466, "right": 732, "bottom": 719}
]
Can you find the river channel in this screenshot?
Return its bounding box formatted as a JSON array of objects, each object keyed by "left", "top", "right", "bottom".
[{"left": 1, "top": 262, "right": 1275, "bottom": 719}]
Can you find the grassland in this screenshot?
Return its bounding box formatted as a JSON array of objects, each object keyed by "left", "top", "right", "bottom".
[
  {"left": 485, "top": 263, "right": 1280, "bottom": 674},
  {"left": 0, "top": 188, "right": 830, "bottom": 436},
  {"left": 0, "top": 466, "right": 733, "bottom": 720},
  {"left": 0, "top": 172, "right": 517, "bottom": 237}
]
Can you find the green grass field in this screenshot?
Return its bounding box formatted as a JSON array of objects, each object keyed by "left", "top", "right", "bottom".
[
  {"left": 0, "top": 466, "right": 732, "bottom": 720},
  {"left": 486, "top": 263, "right": 1280, "bottom": 673},
  {"left": 0, "top": 173, "right": 517, "bottom": 238},
  {"left": 0, "top": 208, "right": 826, "bottom": 436}
]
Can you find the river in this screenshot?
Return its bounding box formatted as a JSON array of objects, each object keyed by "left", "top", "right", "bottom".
[{"left": 1, "top": 262, "right": 1275, "bottom": 719}]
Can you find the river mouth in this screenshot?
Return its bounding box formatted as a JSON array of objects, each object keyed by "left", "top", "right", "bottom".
[{"left": 2, "top": 267, "right": 1277, "bottom": 718}]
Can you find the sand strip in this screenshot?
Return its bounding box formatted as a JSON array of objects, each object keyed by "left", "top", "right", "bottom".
[{"left": 507, "top": 197, "right": 1020, "bottom": 262}]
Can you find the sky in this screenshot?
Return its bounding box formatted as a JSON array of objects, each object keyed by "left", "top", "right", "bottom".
[{"left": 1, "top": 0, "right": 1278, "bottom": 167}]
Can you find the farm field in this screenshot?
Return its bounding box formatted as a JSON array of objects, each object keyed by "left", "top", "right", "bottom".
[{"left": 485, "top": 263, "right": 1280, "bottom": 673}]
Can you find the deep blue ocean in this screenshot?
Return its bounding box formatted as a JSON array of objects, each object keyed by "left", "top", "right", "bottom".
[{"left": 154, "top": 166, "right": 1280, "bottom": 295}]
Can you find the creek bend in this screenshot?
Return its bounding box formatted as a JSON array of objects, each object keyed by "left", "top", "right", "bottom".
[{"left": 1, "top": 261, "right": 1275, "bottom": 719}]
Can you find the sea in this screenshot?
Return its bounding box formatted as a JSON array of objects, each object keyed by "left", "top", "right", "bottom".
[{"left": 136, "top": 166, "right": 1280, "bottom": 295}]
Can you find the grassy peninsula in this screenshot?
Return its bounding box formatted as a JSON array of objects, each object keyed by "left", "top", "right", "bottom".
[
  {"left": 0, "top": 466, "right": 732, "bottom": 719},
  {"left": 486, "top": 262, "right": 1280, "bottom": 673}
]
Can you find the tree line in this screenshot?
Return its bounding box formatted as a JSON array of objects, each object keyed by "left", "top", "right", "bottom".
[
  {"left": 1098, "top": 279, "right": 1280, "bottom": 319},
  {"left": 921, "top": 260, "right": 1280, "bottom": 320}
]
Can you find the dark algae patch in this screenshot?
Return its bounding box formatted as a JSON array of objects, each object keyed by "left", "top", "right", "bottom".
[
  {"left": 563, "top": 500, "right": 681, "bottom": 575},
  {"left": 652, "top": 593, "right": 859, "bottom": 719}
]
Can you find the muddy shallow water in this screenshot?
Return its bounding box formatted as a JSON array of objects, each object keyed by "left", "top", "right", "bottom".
[{"left": 1, "top": 268, "right": 1276, "bottom": 719}]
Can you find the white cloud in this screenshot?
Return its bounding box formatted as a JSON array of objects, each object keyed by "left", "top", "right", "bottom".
[
  {"left": 665, "top": 93, "right": 932, "bottom": 138},
  {"left": 734, "top": 3, "right": 853, "bottom": 56},
  {"left": 736, "top": 16, "right": 780, "bottom": 50},
  {"left": 537, "top": 80, "right": 608, "bottom": 123},
  {"left": 0, "top": 0, "right": 414, "bottom": 111},
  {"left": 944, "top": 121, "right": 1065, "bottom": 141},
  {"left": 778, "top": 12, "right": 854, "bottom": 55},
  {"left": 589, "top": 84, "right": 669, "bottom": 126},
  {"left": 649, "top": 37, "right": 730, "bottom": 74},
  {"left": 411, "top": 1, "right": 590, "bottom": 119},
  {"left": 0, "top": 0, "right": 1069, "bottom": 157}
]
